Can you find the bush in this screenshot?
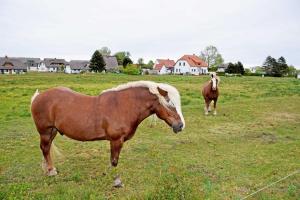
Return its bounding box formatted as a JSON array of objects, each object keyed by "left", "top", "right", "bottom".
[{"left": 120, "top": 65, "right": 141, "bottom": 75}]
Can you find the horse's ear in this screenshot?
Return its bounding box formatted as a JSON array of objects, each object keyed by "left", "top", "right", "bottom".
[
  {"left": 211, "top": 74, "right": 214, "bottom": 78},
  {"left": 157, "top": 87, "right": 168, "bottom": 97}
]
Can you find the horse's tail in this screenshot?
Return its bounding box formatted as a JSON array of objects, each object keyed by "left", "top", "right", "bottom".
[
  {"left": 50, "top": 142, "right": 64, "bottom": 160},
  {"left": 31, "top": 89, "right": 39, "bottom": 104}
]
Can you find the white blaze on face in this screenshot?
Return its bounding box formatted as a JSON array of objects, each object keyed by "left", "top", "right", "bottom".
[
  {"left": 212, "top": 77, "right": 217, "bottom": 90},
  {"left": 157, "top": 83, "right": 185, "bottom": 129}
]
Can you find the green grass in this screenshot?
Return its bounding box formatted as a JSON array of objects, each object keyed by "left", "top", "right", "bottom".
[{"left": 0, "top": 73, "right": 300, "bottom": 199}]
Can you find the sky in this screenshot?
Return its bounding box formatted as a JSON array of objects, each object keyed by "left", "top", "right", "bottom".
[{"left": 0, "top": 0, "right": 300, "bottom": 68}]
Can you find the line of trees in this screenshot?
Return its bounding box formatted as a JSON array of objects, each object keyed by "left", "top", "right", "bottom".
[
  {"left": 263, "top": 56, "right": 289, "bottom": 77},
  {"left": 225, "top": 61, "right": 245, "bottom": 75}
]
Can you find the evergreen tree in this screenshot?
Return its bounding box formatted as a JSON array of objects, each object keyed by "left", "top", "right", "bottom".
[
  {"left": 225, "top": 62, "right": 235, "bottom": 73},
  {"left": 237, "top": 61, "right": 245, "bottom": 75},
  {"left": 123, "top": 56, "right": 133, "bottom": 67},
  {"left": 89, "top": 50, "right": 106, "bottom": 72}
]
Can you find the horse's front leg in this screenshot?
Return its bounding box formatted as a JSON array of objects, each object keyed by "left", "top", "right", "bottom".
[
  {"left": 204, "top": 100, "right": 211, "bottom": 115},
  {"left": 213, "top": 99, "right": 218, "bottom": 115},
  {"left": 110, "top": 138, "right": 124, "bottom": 187}
]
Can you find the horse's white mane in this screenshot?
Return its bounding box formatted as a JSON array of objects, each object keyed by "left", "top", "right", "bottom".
[{"left": 102, "top": 81, "right": 185, "bottom": 128}]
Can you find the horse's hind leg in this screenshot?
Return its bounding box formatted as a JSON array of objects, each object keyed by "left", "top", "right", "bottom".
[{"left": 39, "top": 127, "right": 58, "bottom": 176}]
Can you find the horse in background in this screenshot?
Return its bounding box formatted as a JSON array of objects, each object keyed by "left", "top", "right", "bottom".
[
  {"left": 202, "top": 72, "right": 220, "bottom": 115},
  {"left": 31, "top": 81, "right": 185, "bottom": 187}
]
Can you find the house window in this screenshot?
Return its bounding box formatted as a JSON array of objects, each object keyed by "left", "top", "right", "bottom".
[
  {"left": 183, "top": 62, "right": 185, "bottom": 66},
  {"left": 179, "top": 62, "right": 181, "bottom": 66}
]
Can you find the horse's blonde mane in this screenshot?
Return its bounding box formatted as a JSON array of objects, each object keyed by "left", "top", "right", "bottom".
[{"left": 102, "top": 81, "right": 185, "bottom": 128}]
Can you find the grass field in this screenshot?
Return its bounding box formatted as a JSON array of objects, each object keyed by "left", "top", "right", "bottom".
[{"left": 0, "top": 73, "right": 299, "bottom": 200}]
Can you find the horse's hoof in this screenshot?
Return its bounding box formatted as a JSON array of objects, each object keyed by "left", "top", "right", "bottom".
[
  {"left": 47, "top": 168, "right": 58, "bottom": 176},
  {"left": 213, "top": 112, "right": 217, "bottom": 116},
  {"left": 113, "top": 176, "right": 124, "bottom": 188},
  {"left": 205, "top": 112, "right": 209, "bottom": 115}
]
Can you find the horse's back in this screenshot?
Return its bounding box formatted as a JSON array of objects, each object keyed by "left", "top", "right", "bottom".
[{"left": 31, "top": 87, "right": 95, "bottom": 129}]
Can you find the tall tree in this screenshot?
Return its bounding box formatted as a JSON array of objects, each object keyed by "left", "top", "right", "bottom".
[
  {"left": 137, "top": 58, "right": 144, "bottom": 67},
  {"left": 237, "top": 61, "right": 245, "bottom": 75},
  {"left": 98, "top": 47, "right": 111, "bottom": 56},
  {"left": 263, "top": 56, "right": 276, "bottom": 75},
  {"left": 89, "top": 50, "right": 106, "bottom": 72},
  {"left": 199, "top": 45, "right": 224, "bottom": 68},
  {"left": 273, "top": 56, "right": 288, "bottom": 77},
  {"left": 114, "top": 51, "right": 131, "bottom": 65}
]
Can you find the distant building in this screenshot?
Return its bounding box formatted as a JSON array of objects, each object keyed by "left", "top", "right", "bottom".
[
  {"left": 217, "top": 63, "right": 229, "bottom": 72},
  {"left": 103, "top": 56, "right": 119, "bottom": 72},
  {"left": 65, "top": 60, "right": 90, "bottom": 74},
  {"left": 174, "top": 55, "right": 208, "bottom": 75},
  {"left": 0, "top": 56, "right": 27, "bottom": 74},
  {"left": 153, "top": 59, "right": 175, "bottom": 75},
  {"left": 38, "top": 58, "right": 67, "bottom": 72},
  {"left": 297, "top": 73, "right": 300, "bottom": 79}
]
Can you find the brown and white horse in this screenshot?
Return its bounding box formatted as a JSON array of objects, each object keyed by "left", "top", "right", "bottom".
[
  {"left": 202, "top": 73, "right": 220, "bottom": 115},
  {"left": 31, "top": 81, "right": 184, "bottom": 186}
]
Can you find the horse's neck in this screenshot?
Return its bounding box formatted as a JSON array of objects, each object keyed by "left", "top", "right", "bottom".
[{"left": 135, "top": 96, "right": 156, "bottom": 124}]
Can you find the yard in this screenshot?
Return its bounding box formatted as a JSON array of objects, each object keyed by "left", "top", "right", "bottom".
[{"left": 0, "top": 73, "right": 299, "bottom": 199}]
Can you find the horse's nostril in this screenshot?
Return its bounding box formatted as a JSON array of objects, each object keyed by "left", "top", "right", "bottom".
[{"left": 179, "top": 123, "right": 183, "bottom": 129}]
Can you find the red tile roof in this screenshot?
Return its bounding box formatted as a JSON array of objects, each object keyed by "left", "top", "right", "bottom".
[
  {"left": 177, "top": 55, "right": 208, "bottom": 67},
  {"left": 154, "top": 59, "right": 175, "bottom": 70}
]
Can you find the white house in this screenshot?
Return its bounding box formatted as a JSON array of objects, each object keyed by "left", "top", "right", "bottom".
[
  {"left": 65, "top": 60, "right": 89, "bottom": 74},
  {"left": 174, "top": 55, "right": 208, "bottom": 75},
  {"left": 153, "top": 59, "right": 175, "bottom": 75},
  {"left": 38, "top": 58, "right": 66, "bottom": 72}
]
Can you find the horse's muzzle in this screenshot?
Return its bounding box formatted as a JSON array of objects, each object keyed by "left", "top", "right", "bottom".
[{"left": 172, "top": 122, "right": 183, "bottom": 133}]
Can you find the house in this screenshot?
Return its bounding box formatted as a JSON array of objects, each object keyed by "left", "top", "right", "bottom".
[
  {"left": 153, "top": 59, "right": 175, "bottom": 75},
  {"left": 0, "top": 56, "right": 27, "bottom": 74},
  {"left": 174, "top": 55, "right": 208, "bottom": 75},
  {"left": 297, "top": 73, "right": 300, "bottom": 79},
  {"left": 217, "top": 63, "right": 229, "bottom": 72},
  {"left": 0, "top": 56, "right": 41, "bottom": 71},
  {"left": 25, "top": 58, "right": 41, "bottom": 71},
  {"left": 65, "top": 60, "right": 90, "bottom": 74},
  {"left": 103, "top": 56, "right": 119, "bottom": 72},
  {"left": 38, "top": 58, "right": 67, "bottom": 72}
]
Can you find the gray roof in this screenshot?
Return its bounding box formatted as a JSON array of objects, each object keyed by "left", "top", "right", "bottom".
[
  {"left": 0, "top": 57, "right": 41, "bottom": 67},
  {"left": 69, "top": 60, "right": 90, "bottom": 70},
  {"left": 218, "top": 63, "right": 229, "bottom": 69},
  {"left": 0, "top": 57, "right": 27, "bottom": 70},
  {"left": 103, "top": 56, "right": 118, "bottom": 70},
  {"left": 42, "top": 58, "right": 67, "bottom": 68}
]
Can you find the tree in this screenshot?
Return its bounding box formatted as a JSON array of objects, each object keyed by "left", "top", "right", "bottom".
[
  {"left": 142, "top": 60, "right": 154, "bottom": 69},
  {"left": 114, "top": 51, "right": 131, "bottom": 65},
  {"left": 89, "top": 50, "right": 106, "bottom": 72},
  {"left": 123, "top": 56, "right": 133, "bottom": 67},
  {"left": 137, "top": 58, "right": 144, "bottom": 67},
  {"left": 263, "top": 56, "right": 277, "bottom": 75},
  {"left": 199, "top": 45, "right": 224, "bottom": 68},
  {"left": 287, "top": 65, "right": 297, "bottom": 76},
  {"left": 263, "top": 56, "right": 288, "bottom": 77},
  {"left": 98, "top": 46, "right": 111, "bottom": 56},
  {"left": 237, "top": 61, "right": 245, "bottom": 75},
  {"left": 225, "top": 61, "right": 245, "bottom": 75},
  {"left": 225, "top": 62, "right": 235, "bottom": 74}
]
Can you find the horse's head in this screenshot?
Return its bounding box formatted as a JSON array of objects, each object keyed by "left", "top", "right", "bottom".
[
  {"left": 154, "top": 86, "right": 185, "bottom": 133},
  {"left": 210, "top": 73, "right": 220, "bottom": 91}
]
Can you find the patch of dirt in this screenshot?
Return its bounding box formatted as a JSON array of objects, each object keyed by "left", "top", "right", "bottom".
[
  {"left": 247, "top": 132, "right": 277, "bottom": 144},
  {"left": 265, "top": 112, "right": 300, "bottom": 124}
]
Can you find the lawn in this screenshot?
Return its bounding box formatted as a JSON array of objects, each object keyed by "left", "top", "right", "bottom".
[{"left": 0, "top": 73, "right": 299, "bottom": 200}]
